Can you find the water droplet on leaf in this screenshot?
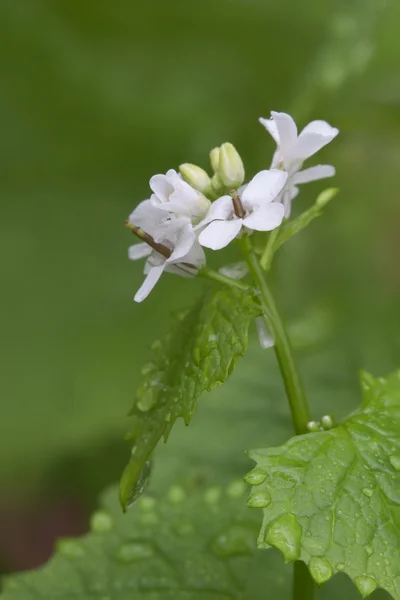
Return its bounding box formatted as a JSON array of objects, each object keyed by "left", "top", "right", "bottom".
[
  {"left": 336, "top": 562, "right": 345, "bottom": 571},
  {"left": 247, "top": 490, "right": 271, "bottom": 508},
  {"left": 309, "top": 557, "right": 333, "bottom": 585},
  {"left": 116, "top": 542, "right": 154, "bottom": 563},
  {"left": 265, "top": 514, "right": 302, "bottom": 562},
  {"left": 126, "top": 460, "right": 152, "bottom": 509},
  {"left": 244, "top": 468, "right": 267, "bottom": 486},
  {"left": 355, "top": 576, "right": 377, "bottom": 597},
  {"left": 365, "top": 544, "right": 373, "bottom": 556},
  {"left": 137, "top": 389, "right": 157, "bottom": 412},
  {"left": 90, "top": 510, "right": 113, "bottom": 533},
  {"left": 362, "top": 488, "right": 373, "bottom": 498}
]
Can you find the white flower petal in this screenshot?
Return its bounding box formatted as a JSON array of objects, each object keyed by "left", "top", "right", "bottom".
[
  {"left": 241, "top": 169, "right": 287, "bottom": 207},
  {"left": 198, "top": 219, "right": 242, "bottom": 250},
  {"left": 168, "top": 226, "right": 196, "bottom": 263},
  {"left": 169, "top": 183, "right": 205, "bottom": 218},
  {"left": 134, "top": 264, "right": 165, "bottom": 303},
  {"left": 196, "top": 195, "right": 234, "bottom": 229},
  {"left": 150, "top": 174, "right": 173, "bottom": 203},
  {"left": 270, "top": 111, "right": 298, "bottom": 155},
  {"left": 256, "top": 317, "right": 275, "bottom": 349},
  {"left": 243, "top": 202, "right": 284, "bottom": 232},
  {"left": 184, "top": 240, "right": 206, "bottom": 269},
  {"left": 294, "top": 121, "right": 338, "bottom": 161},
  {"left": 219, "top": 261, "right": 249, "bottom": 280},
  {"left": 128, "top": 243, "right": 152, "bottom": 261},
  {"left": 300, "top": 120, "right": 339, "bottom": 138},
  {"left": 281, "top": 186, "right": 299, "bottom": 218},
  {"left": 292, "top": 164, "right": 336, "bottom": 185},
  {"left": 129, "top": 199, "right": 165, "bottom": 236},
  {"left": 259, "top": 117, "right": 280, "bottom": 143}
]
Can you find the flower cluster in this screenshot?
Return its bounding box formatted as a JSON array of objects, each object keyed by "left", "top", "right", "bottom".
[{"left": 127, "top": 112, "right": 338, "bottom": 301}]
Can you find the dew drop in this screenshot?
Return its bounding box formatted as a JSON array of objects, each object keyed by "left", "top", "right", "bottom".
[
  {"left": 137, "top": 390, "right": 157, "bottom": 412},
  {"left": 90, "top": 510, "right": 113, "bottom": 533},
  {"left": 354, "top": 575, "right": 377, "bottom": 597},
  {"left": 257, "top": 541, "right": 269, "bottom": 550},
  {"left": 244, "top": 468, "right": 268, "bottom": 486},
  {"left": 227, "top": 480, "right": 246, "bottom": 498},
  {"left": 204, "top": 486, "right": 222, "bottom": 505},
  {"left": 365, "top": 544, "right": 373, "bottom": 557},
  {"left": 57, "top": 538, "right": 85, "bottom": 559},
  {"left": 126, "top": 461, "right": 152, "bottom": 509},
  {"left": 309, "top": 557, "right": 333, "bottom": 585},
  {"left": 247, "top": 490, "right": 271, "bottom": 509},
  {"left": 212, "top": 525, "right": 252, "bottom": 557},
  {"left": 265, "top": 514, "right": 302, "bottom": 562},
  {"left": 141, "top": 362, "right": 156, "bottom": 375},
  {"left": 168, "top": 485, "right": 186, "bottom": 504},
  {"left": 116, "top": 542, "right": 154, "bottom": 563},
  {"left": 336, "top": 562, "right": 346, "bottom": 571},
  {"left": 390, "top": 455, "right": 400, "bottom": 471},
  {"left": 362, "top": 488, "right": 373, "bottom": 498}
]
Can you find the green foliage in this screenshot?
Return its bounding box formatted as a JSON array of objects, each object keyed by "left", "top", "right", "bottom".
[
  {"left": 272, "top": 188, "right": 339, "bottom": 257},
  {"left": 120, "top": 288, "right": 261, "bottom": 509},
  {"left": 1, "top": 482, "right": 289, "bottom": 600},
  {"left": 247, "top": 370, "right": 400, "bottom": 598}
]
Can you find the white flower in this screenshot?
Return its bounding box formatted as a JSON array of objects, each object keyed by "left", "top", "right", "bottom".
[
  {"left": 150, "top": 169, "right": 210, "bottom": 222},
  {"left": 260, "top": 111, "right": 338, "bottom": 216},
  {"left": 198, "top": 170, "right": 287, "bottom": 251},
  {"left": 128, "top": 216, "right": 205, "bottom": 303},
  {"left": 127, "top": 199, "right": 167, "bottom": 237}
]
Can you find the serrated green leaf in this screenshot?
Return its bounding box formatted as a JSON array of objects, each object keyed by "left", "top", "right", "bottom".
[
  {"left": 120, "top": 288, "right": 261, "bottom": 510},
  {"left": 0, "top": 481, "right": 288, "bottom": 600},
  {"left": 247, "top": 369, "right": 400, "bottom": 599}
]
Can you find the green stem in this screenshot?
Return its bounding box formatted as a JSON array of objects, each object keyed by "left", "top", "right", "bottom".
[
  {"left": 293, "top": 561, "right": 314, "bottom": 600},
  {"left": 260, "top": 226, "right": 280, "bottom": 271},
  {"left": 241, "top": 235, "right": 311, "bottom": 435},
  {"left": 241, "top": 235, "right": 314, "bottom": 599},
  {"left": 199, "top": 267, "right": 249, "bottom": 292}
]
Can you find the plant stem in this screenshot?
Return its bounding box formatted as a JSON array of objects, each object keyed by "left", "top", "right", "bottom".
[
  {"left": 199, "top": 267, "right": 249, "bottom": 292},
  {"left": 260, "top": 226, "right": 280, "bottom": 271},
  {"left": 241, "top": 235, "right": 311, "bottom": 434},
  {"left": 293, "top": 562, "right": 314, "bottom": 600},
  {"left": 241, "top": 235, "right": 314, "bottom": 599}
]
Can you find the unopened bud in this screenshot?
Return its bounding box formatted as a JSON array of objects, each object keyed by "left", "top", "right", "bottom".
[
  {"left": 321, "top": 415, "right": 334, "bottom": 430},
  {"left": 179, "top": 163, "right": 211, "bottom": 193},
  {"left": 306, "top": 420, "right": 321, "bottom": 433},
  {"left": 211, "top": 173, "right": 224, "bottom": 192},
  {"left": 210, "top": 147, "right": 220, "bottom": 173},
  {"left": 218, "top": 143, "right": 245, "bottom": 189}
]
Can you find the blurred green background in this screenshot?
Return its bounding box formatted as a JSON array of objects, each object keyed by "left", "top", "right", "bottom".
[{"left": 1, "top": 0, "right": 400, "bottom": 591}]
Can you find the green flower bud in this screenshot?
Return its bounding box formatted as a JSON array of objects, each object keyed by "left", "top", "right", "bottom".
[
  {"left": 218, "top": 143, "right": 245, "bottom": 189},
  {"left": 211, "top": 173, "right": 224, "bottom": 193},
  {"left": 179, "top": 163, "right": 212, "bottom": 193},
  {"left": 210, "top": 147, "right": 220, "bottom": 173}
]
